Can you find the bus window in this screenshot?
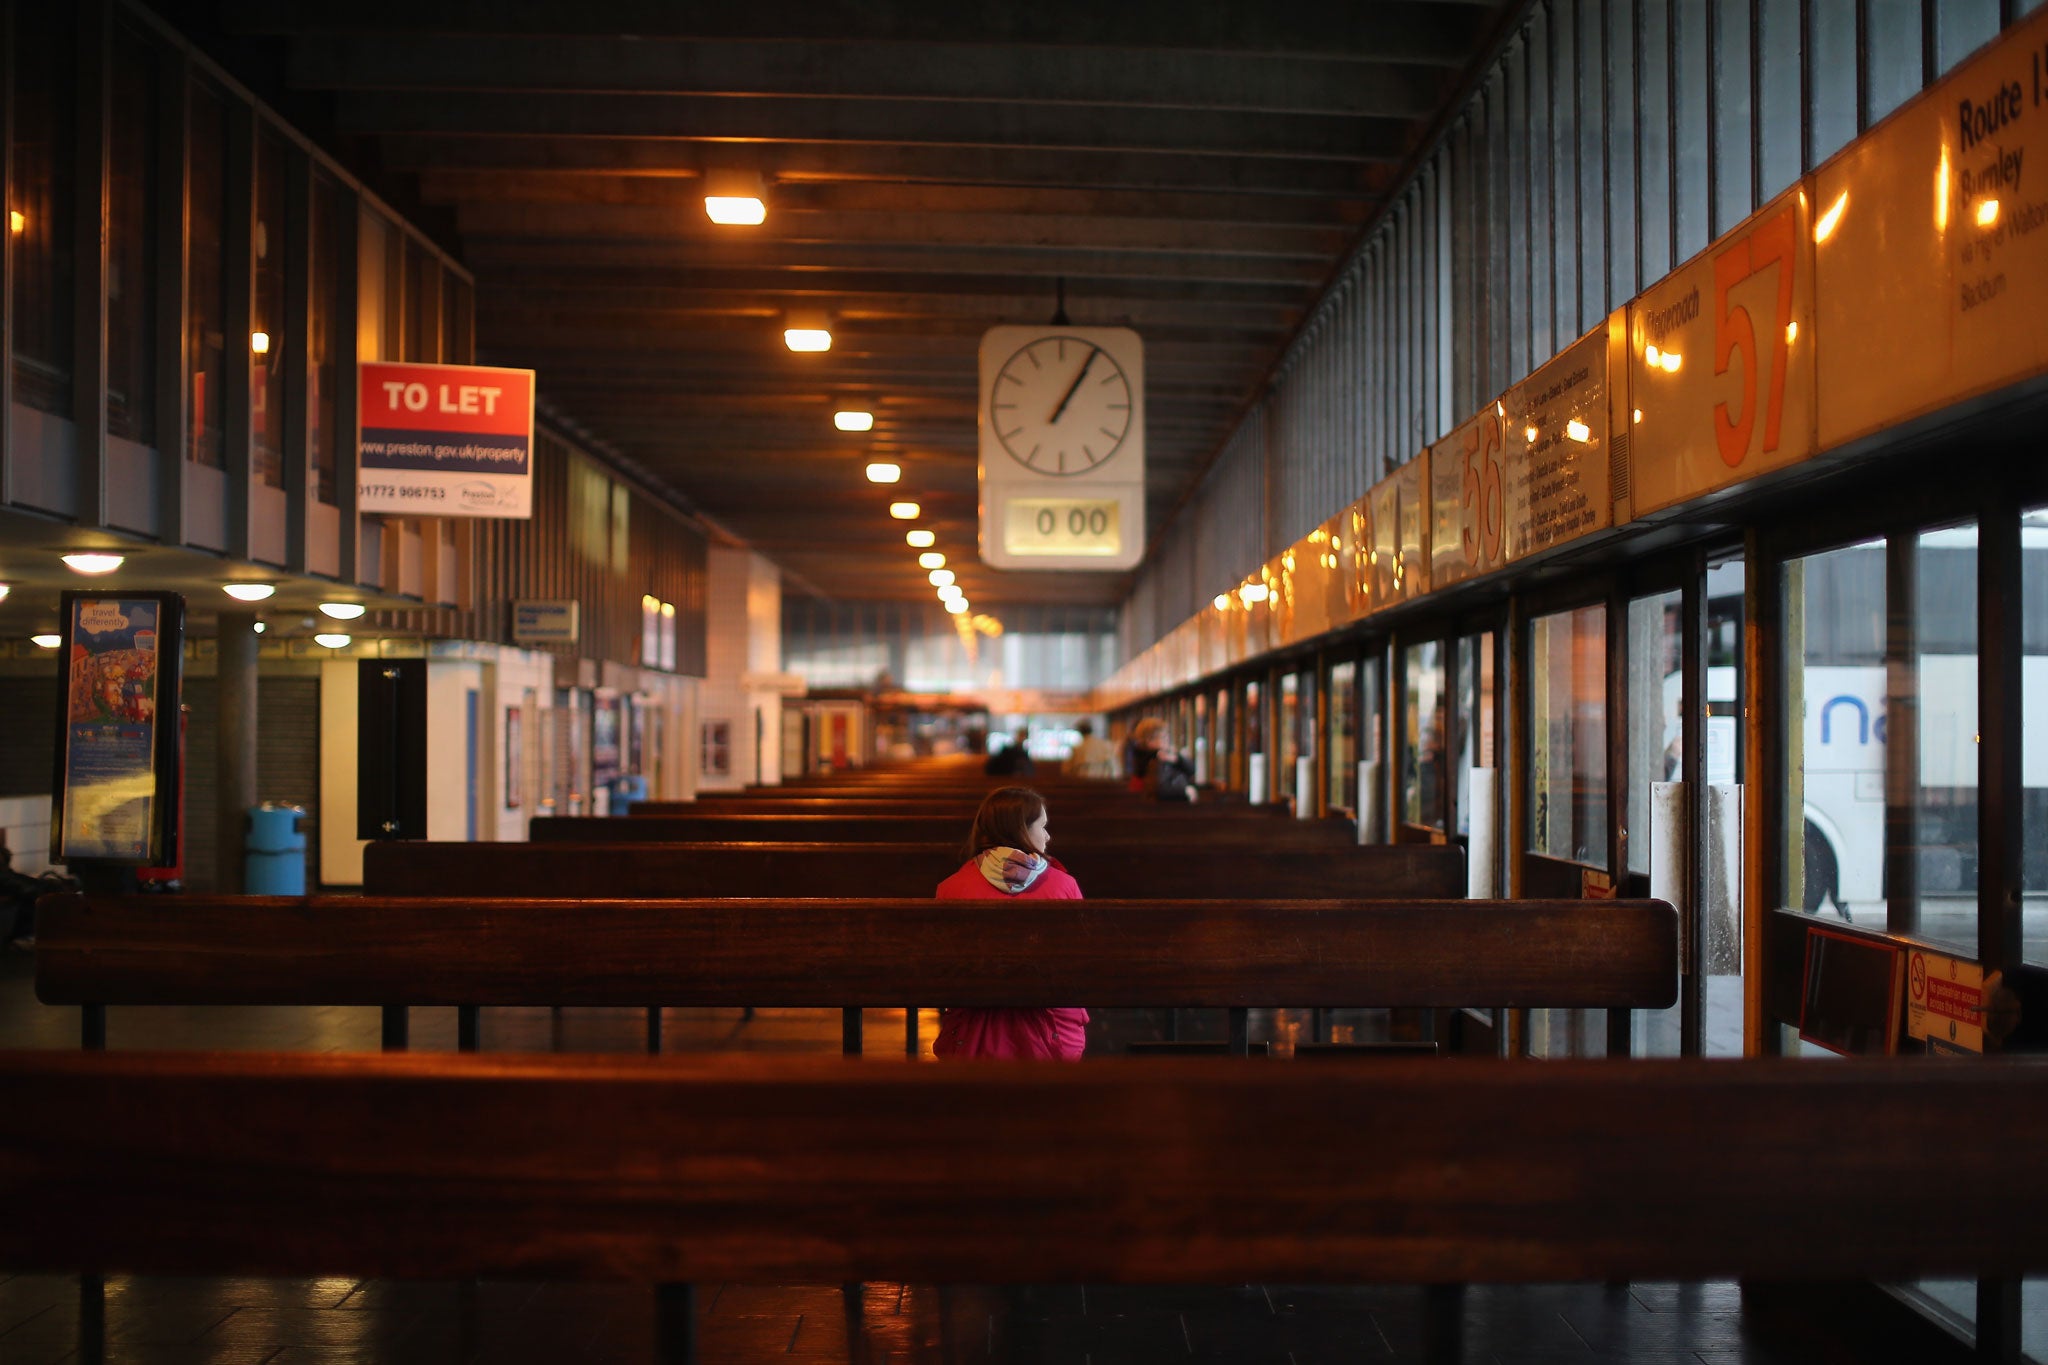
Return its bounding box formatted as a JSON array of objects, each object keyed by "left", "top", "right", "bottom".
[
  {"left": 1401, "top": 640, "right": 1447, "bottom": 830},
  {"left": 1328, "top": 659, "right": 1358, "bottom": 813},
  {"left": 1911, "top": 524, "right": 1977, "bottom": 952},
  {"left": 1626, "top": 590, "right": 1683, "bottom": 880},
  {"left": 1529, "top": 605, "right": 1608, "bottom": 866},
  {"left": 2029, "top": 507, "right": 2048, "bottom": 968}
]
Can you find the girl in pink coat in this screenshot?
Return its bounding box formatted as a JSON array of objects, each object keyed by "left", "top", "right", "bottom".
[{"left": 931, "top": 786, "right": 1088, "bottom": 1061}]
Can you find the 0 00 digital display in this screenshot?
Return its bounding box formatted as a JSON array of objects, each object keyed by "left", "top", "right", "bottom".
[{"left": 1004, "top": 498, "right": 1122, "bottom": 557}]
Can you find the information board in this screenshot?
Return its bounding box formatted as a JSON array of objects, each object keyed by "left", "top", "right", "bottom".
[
  {"left": 1815, "top": 6, "right": 2048, "bottom": 450},
  {"left": 358, "top": 361, "right": 536, "bottom": 518},
  {"left": 1628, "top": 185, "right": 1817, "bottom": 517}
]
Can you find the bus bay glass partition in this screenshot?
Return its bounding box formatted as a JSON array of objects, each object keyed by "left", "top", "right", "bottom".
[
  {"left": 1627, "top": 589, "right": 1684, "bottom": 1056},
  {"left": 2028, "top": 506, "right": 2048, "bottom": 969},
  {"left": 1454, "top": 632, "right": 1496, "bottom": 838},
  {"left": 1327, "top": 659, "right": 1358, "bottom": 813},
  {"left": 1401, "top": 641, "right": 1446, "bottom": 831},
  {"left": 1528, "top": 605, "right": 1608, "bottom": 866},
  {"left": 1278, "top": 673, "right": 1300, "bottom": 804},
  {"left": 1243, "top": 679, "right": 1263, "bottom": 800},
  {"left": 1211, "top": 686, "right": 1231, "bottom": 791}
]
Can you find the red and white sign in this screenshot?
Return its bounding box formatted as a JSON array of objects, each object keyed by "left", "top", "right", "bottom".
[
  {"left": 357, "top": 361, "right": 535, "bottom": 519},
  {"left": 1906, "top": 948, "right": 1985, "bottom": 1053}
]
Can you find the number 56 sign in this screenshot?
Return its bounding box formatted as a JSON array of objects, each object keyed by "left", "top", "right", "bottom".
[{"left": 1629, "top": 185, "right": 1817, "bottom": 517}]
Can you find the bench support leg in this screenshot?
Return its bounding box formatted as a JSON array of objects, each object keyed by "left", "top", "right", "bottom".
[
  {"left": 79, "top": 1273, "right": 104, "bottom": 1365},
  {"left": 842, "top": 1008, "right": 863, "bottom": 1057},
  {"left": 458, "top": 1277, "right": 479, "bottom": 1363},
  {"left": 82, "top": 1004, "right": 105, "bottom": 1051},
  {"left": 1164, "top": 1008, "right": 1179, "bottom": 1042},
  {"left": 647, "top": 1007, "right": 663, "bottom": 1055},
  {"left": 458, "top": 1006, "right": 480, "bottom": 1053},
  {"left": 1227, "top": 1008, "right": 1250, "bottom": 1057},
  {"left": 380, "top": 1006, "right": 408, "bottom": 1052},
  {"left": 1422, "top": 1283, "right": 1463, "bottom": 1365},
  {"left": 1312, "top": 1007, "right": 1328, "bottom": 1044},
  {"left": 657, "top": 1283, "right": 696, "bottom": 1365},
  {"left": 905, "top": 1006, "right": 919, "bottom": 1058},
  {"left": 1606, "top": 1006, "right": 1633, "bottom": 1059}
]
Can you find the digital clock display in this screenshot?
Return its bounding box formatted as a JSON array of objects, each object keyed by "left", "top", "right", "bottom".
[{"left": 1004, "top": 498, "right": 1122, "bottom": 557}]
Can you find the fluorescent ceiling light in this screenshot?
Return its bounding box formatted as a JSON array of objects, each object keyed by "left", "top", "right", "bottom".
[
  {"left": 703, "top": 169, "right": 767, "bottom": 225},
  {"left": 889, "top": 502, "right": 920, "bottom": 520},
  {"left": 865, "top": 462, "right": 901, "bottom": 484},
  {"left": 917, "top": 552, "right": 945, "bottom": 569},
  {"left": 223, "top": 583, "right": 276, "bottom": 602},
  {"left": 937, "top": 584, "right": 964, "bottom": 602},
  {"left": 319, "top": 602, "right": 367, "bottom": 620},
  {"left": 905, "top": 529, "right": 935, "bottom": 548},
  {"left": 31, "top": 633, "right": 60, "bottom": 648},
  {"left": 944, "top": 598, "right": 970, "bottom": 615},
  {"left": 928, "top": 569, "right": 955, "bottom": 587},
  {"left": 313, "top": 633, "right": 352, "bottom": 649},
  {"left": 61, "top": 553, "right": 124, "bottom": 575},
  {"left": 834, "top": 410, "right": 874, "bottom": 432}
]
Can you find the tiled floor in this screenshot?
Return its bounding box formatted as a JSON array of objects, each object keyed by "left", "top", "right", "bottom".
[{"left": 0, "top": 953, "right": 1903, "bottom": 1364}]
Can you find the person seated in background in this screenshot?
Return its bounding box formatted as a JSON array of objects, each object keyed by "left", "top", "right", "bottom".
[
  {"left": 983, "top": 727, "right": 1036, "bottom": 777},
  {"left": 1068, "top": 720, "right": 1119, "bottom": 779},
  {"left": 1126, "top": 717, "right": 1197, "bottom": 802}
]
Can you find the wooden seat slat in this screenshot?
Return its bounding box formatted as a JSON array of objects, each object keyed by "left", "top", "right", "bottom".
[
  {"left": 35, "top": 894, "right": 1675, "bottom": 1011},
  {"left": 5, "top": 1049, "right": 2045, "bottom": 1284},
  {"left": 362, "top": 841, "right": 1466, "bottom": 901}
]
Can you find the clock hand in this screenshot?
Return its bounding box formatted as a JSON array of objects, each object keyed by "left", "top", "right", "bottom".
[{"left": 1046, "top": 347, "right": 1097, "bottom": 426}]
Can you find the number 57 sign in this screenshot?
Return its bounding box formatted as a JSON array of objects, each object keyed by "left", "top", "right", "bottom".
[{"left": 1629, "top": 185, "right": 1817, "bottom": 517}]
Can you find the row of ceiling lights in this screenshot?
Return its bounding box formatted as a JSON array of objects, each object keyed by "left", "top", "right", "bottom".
[
  {"left": 2, "top": 554, "right": 368, "bottom": 649},
  {"left": 698, "top": 173, "right": 972, "bottom": 619}
]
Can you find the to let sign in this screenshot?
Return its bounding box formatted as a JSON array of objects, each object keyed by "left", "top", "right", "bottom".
[{"left": 358, "top": 362, "right": 536, "bottom": 519}]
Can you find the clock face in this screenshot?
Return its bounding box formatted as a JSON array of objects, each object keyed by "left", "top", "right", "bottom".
[{"left": 988, "top": 335, "right": 1134, "bottom": 476}]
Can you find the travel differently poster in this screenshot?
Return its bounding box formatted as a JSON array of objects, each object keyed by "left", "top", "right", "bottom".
[
  {"left": 56, "top": 595, "right": 179, "bottom": 862},
  {"left": 358, "top": 361, "right": 536, "bottom": 518}
]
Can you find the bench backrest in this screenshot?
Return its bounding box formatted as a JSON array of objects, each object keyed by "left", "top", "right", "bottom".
[
  {"left": 36, "top": 893, "right": 1676, "bottom": 1010},
  {"left": 362, "top": 841, "right": 1467, "bottom": 900},
  {"left": 7, "top": 1049, "right": 2044, "bottom": 1284},
  {"left": 531, "top": 813, "right": 1354, "bottom": 847}
]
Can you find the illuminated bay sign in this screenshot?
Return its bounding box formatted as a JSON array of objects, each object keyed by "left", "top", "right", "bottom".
[
  {"left": 978, "top": 326, "right": 1145, "bottom": 570},
  {"left": 358, "top": 361, "right": 536, "bottom": 518}
]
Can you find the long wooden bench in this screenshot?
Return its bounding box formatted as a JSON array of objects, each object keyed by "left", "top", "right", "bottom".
[
  {"left": 7, "top": 1049, "right": 2047, "bottom": 1365},
  {"left": 531, "top": 812, "right": 1354, "bottom": 847},
  {"left": 362, "top": 840, "right": 1465, "bottom": 901},
  {"left": 34, "top": 893, "right": 1676, "bottom": 1056}
]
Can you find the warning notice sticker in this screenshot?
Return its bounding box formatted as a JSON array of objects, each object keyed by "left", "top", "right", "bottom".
[{"left": 1906, "top": 948, "right": 1985, "bottom": 1053}]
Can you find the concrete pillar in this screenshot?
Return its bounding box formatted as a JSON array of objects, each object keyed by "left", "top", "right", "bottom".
[{"left": 215, "top": 611, "right": 261, "bottom": 893}]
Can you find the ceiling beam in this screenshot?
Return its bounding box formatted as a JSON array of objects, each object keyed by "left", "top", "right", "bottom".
[
  {"left": 333, "top": 92, "right": 1416, "bottom": 163},
  {"left": 226, "top": 1, "right": 1493, "bottom": 65},
  {"left": 289, "top": 35, "right": 1452, "bottom": 119},
  {"left": 477, "top": 308, "right": 1286, "bottom": 351}
]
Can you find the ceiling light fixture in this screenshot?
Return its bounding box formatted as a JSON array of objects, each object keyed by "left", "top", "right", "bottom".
[
  {"left": 703, "top": 168, "right": 768, "bottom": 226},
  {"left": 250, "top": 331, "right": 271, "bottom": 355},
  {"left": 223, "top": 583, "right": 276, "bottom": 602},
  {"left": 905, "top": 529, "right": 935, "bottom": 548},
  {"left": 0, "top": 585, "right": 9, "bottom": 603},
  {"left": 31, "top": 633, "right": 60, "bottom": 648},
  {"left": 834, "top": 410, "right": 875, "bottom": 432},
  {"left": 928, "top": 569, "right": 955, "bottom": 587},
  {"left": 61, "top": 553, "right": 124, "bottom": 575},
  {"left": 783, "top": 310, "right": 832, "bottom": 352},
  {"left": 889, "top": 502, "right": 920, "bottom": 520},
  {"left": 944, "top": 598, "right": 970, "bottom": 615},
  {"left": 318, "top": 602, "right": 367, "bottom": 620},
  {"left": 313, "top": 633, "right": 352, "bottom": 649},
  {"left": 937, "top": 583, "right": 964, "bottom": 600},
  {"left": 917, "top": 552, "right": 946, "bottom": 570},
  {"left": 253, "top": 622, "right": 266, "bottom": 633},
  {"left": 865, "top": 462, "right": 901, "bottom": 484}
]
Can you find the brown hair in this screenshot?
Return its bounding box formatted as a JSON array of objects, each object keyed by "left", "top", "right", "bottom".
[{"left": 965, "top": 786, "right": 1047, "bottom": 860}]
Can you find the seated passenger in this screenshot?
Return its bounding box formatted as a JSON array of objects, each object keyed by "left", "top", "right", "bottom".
[
  {"left": 983, "top": 727, "right": 1036, "bottom": 777},
  {"left": 1068, "top": 719, "right": 1119, "bottom": 779},
  {"left": 932, "top": 787, "right": 1086, "bottom": 1061},
  {"left": 1127, "top": 717, "right": 1197, "bottom": 802}
]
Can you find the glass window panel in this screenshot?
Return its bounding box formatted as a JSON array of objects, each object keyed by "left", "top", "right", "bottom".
[
  {"left": 1636, "top": 0, "right": 1673, "bottom": 283},
  {"left": 1360, "top": 653, "right": 1386, "bottom": 839},
  {"left": 1529, "top": 605, "right": 1609, "bottom": 865},
  {"left": 1865, "top": 0, "right": 1924, "bottom": 127},
  {"left": 1809, "top": 0, "right": 1858, "bottom": 165},
  {"left": 1935, "top": 0, "right": 2000, "bottom": 75},
  {"left": 1627, "top": 590, "right": 1685, "bottom": 879},
  {"left": 1212, "top": 687, "right": 1232, "bottom": 791},
  {"left": 187, "top": 79, "right": 229, "bottom": 468},
  {"left": 1455, "top": 632, "right": 1496, "bottom": 837},
  {"left": 2028, "top": 509, "right": 2048, "bottom": 966},
  {"left": 253, "top": 131, "right": 289, "bottom": 489},
  {"left": 1711, "top": 0, "right": 1753, "bottom": 236},
  {"left": 11, "top": 3, "right": 75, "bottom": 417},
  {"left": 309, "top": 172, "right": 343, "bottom": 504},
  {"left": 1671, "top": 0, "right": 1711, "bottom": 261},
  {"left": 1756, "top": 0, "right": 1803, "bottom": 201},
  {"left": 1244, "top": 678, "right": 1264, "bottom": 793},
  {"left": 1784, "top": 539, "right": 1887, "bottom": 922},
  {"left": 1911, "top": 525, "right": 1979, "bottom": 952},
  {"left": 1277, "top": 672, "right": 1301, "bottom": 802},
  {"left": 1328, "top": 660, "right": 1358, "bottom": 813},
  {"left": 1402, "top": 640, "right": 1448, "bottom": 829},
  {"left": 1703, "top": 557, "right": 1747, "bottom": 1057},
  {"left": 109, "top": 23, "right": 158, "bottom": 447}
]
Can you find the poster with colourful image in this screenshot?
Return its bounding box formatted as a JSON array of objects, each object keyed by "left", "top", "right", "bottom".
[{"left": 56, "top": 595, "right": 179, "bottom": 862}]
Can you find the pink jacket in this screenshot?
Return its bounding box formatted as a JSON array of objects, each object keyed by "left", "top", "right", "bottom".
[{"left": 930, "top": 856, "right": 1088, "bottom": 1061}]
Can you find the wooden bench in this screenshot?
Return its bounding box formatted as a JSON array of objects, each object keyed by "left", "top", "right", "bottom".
[
  {"left": 7, "top": 1049, "right": 2047, "bottom": 1365},
  {"left": 35, "top": 893, "right": 1676, "bottom": 1057},
  {"left": 530, "top": 812, "right": 1355, "bottom": 847},
  {"left": 362, "top": 840, "right": 1466, "bottom": 901}
]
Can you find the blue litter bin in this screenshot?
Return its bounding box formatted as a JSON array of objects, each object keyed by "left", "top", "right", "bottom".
[
  {"left": 245, "top": 803, "right": 307, "bottom": 895},
  {"left": 608, "top": 774, "right": 649, "bottom": 814}
]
